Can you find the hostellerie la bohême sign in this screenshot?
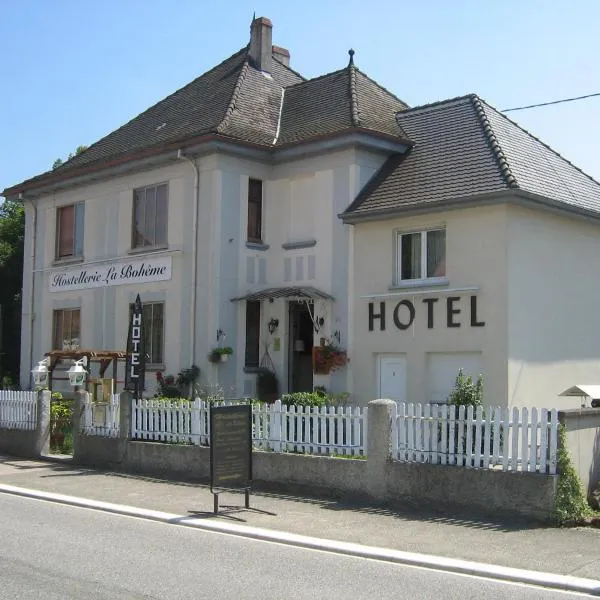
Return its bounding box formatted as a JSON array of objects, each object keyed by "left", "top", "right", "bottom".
[
  {"left": 125, "top": 294, "right": 146, "bottom": 393},
  {"left": 49, "top": 256, "right": 172, "bottom": 292}
]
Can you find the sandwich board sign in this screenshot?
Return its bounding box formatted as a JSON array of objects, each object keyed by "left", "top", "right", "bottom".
[{"left": 209, "top": 404, "right": 252, "bottom": 513}]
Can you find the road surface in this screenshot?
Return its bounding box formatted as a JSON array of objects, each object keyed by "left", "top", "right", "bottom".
[{"left": 0, "top": 494, "right": 593, "bottom": 599}]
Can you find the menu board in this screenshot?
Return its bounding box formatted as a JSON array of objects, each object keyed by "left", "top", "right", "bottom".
[{"left": 210, "top": 405, "right": 252, "bottom": 491}]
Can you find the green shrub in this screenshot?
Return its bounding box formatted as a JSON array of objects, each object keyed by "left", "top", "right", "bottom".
[
  {"left": 554, "top": 425, "right": 592, "bottom": 524},
  {"left": 281, "top": 392, "right": 327, "bottom": 407},
  {"left": 448, "top": 369, "right": 483, "bottom": 407}
]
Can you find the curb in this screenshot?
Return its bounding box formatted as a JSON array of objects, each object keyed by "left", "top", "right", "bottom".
[{"left": 1, "top": 483, "right": 599, "bottom": 596}]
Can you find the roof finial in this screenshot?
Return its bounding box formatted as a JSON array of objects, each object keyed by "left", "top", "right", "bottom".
[{"left": 348, "top": 48, "right": 355, "bottom": 66}]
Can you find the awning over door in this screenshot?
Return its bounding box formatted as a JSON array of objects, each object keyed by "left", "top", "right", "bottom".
[{"left": 231, "top": 286, "right": 334, "bottom": 302}]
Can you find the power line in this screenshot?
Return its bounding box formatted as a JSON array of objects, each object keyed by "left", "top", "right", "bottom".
[{"left": 503, "top": 92, "right": 600, "bottom": 112}]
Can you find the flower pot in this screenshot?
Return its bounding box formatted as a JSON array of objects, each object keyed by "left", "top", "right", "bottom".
[{"left": 220, "top": 354, "right": 229, "bottom": 363}]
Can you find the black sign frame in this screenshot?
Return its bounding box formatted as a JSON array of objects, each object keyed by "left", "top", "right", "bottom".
[
  {"left": 124, "top": 293, "right": 146, "bottom": 398},
  {"left": 210, "top": 404, "right": 253, "bottom": 513}
]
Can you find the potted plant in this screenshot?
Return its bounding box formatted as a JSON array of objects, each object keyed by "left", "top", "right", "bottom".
[
  {"left": 312, "top": 339, "right": 349, "bottom": 375},
  {"left": 209, "top": 346, "right": 233, "bottom": 364}
]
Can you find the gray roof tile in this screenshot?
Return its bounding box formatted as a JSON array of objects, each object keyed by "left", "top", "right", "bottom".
[{"left": 344, "top": 95, "right": 600, "bottom": 218}]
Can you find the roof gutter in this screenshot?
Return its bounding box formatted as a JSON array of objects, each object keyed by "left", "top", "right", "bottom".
[
  {"left": 339, "top": 189, "right": 600, "bottom": 225},
  {"left": 3, "top": 129, "right": 411, "bottom": 199}
]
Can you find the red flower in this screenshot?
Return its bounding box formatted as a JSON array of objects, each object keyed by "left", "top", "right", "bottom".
[{"left": 156, "top": 371, "right": 164, "bottom": 382}]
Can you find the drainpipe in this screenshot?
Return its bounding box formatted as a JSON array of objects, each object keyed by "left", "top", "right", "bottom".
[
  {"left": 24, "top": 194, "right": 38, "bottom": 387},
  {"left": 177, "top": 150, "right": 199, "bottom": 366}
]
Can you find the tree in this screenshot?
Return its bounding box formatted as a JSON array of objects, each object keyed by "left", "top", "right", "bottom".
[
  {"left": 52, "top": 144, "right": 88, "bottom": 169},
  {"left": 0, "top": 198, "right": 25, "bottom": 385}
]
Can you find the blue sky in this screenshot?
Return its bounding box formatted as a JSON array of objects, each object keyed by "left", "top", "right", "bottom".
[{"left": 1, "top": 0, "right": 599, "bottom": 192}]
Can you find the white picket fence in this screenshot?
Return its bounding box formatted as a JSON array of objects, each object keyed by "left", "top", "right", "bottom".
[
  {"left": 0, "top": 390, "right": 37, "bottom": 430},
  {"left": 81, "top": 394, "right": 120, "bottom": 437},
  {"left": 393, "top": 403, "right": 559, "bottom": 474},
  {"left": 130, "top": 398, "right": 367, "bottom": 456}
]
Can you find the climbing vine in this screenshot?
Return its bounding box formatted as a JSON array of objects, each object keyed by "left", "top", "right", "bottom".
[{"left": 554, "top": 425, "right": 592, "bottom": 524}]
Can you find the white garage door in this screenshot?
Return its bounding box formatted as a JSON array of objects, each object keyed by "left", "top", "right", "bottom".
[
  {"left": 426, "top": 352, "right": 483, "bottom": 404},
  {"left": 378, "top": 354, "right": 407, "bottom": 402}
]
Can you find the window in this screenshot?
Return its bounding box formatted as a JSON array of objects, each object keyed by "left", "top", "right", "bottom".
[
  {"left": 247, "top": 179, "right": 263, "bottom": 243},
  {"left": 129, "top": 302, "right": 164, "bottom": 365},
  {"left": 132, "top": 183, "right": 168, "bottom": 249},
  {"left": 245, "top": 301, "right": 261, "bottom": 367},
  {"left": 397, "top": 228, "right": 446, "bottom": 283},
  {"left": 56, "top": 203, "right": 84, "bottom": 259},
  {"left": 53, "top": 309, "right": 81, "bottom": 350}
]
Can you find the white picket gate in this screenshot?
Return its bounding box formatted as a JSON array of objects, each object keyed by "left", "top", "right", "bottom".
[
  {"left": 0, "top": 391, "right": 37, "bottom": 430},
  {"left": 82, "top": 394, "right": 120, "bottom": 437},
  {"left": 130, "top": 398, "right": 367, "bottom": 456},
  {"left": 393, "top": 403, "right": 558, "bottom": 474}
]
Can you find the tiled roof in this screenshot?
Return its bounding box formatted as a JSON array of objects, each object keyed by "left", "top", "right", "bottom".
[
  {"left": 5, "top": 45, "right": 409, "bottom": 195},
  {"left": 344, "top": 95, "right": 600, "bottom": 219},
  {"left": 277, "top": 65, "right": 408, "bottom": 145}
]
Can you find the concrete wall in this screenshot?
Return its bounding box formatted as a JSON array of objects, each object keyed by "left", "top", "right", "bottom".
[
  {"left": 351, "top": 203, "right": 509, "bottom": 407},
  {"left": 507, "top": 206, "right": 600, "bottom": 410},
  {"left": 559, "top": 408, "right": 600, "bottom": 496},
  {"left": 0, "top": 429, "right": 41, "bottom": 459},
  {"left": 68, "top": 398, "right": 558, "bottom": 521}
]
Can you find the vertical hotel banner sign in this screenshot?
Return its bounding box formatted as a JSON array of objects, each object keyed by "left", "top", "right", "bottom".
[{"left": 125, "top": 294, "right": 146, "bottom": 395}]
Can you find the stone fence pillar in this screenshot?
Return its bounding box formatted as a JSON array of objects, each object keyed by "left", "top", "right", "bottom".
[
  {"left": 72, "top": 391, "right": 89, "bottom": 459},
  {"left": 34, "top": 389, "right": 51, "bottom": 457},
  {"left": 366, "top": 399, "right": 397, "bottom": 500},
  {"left": 119, "top": 391, "right": 132, "bottom": 442}
]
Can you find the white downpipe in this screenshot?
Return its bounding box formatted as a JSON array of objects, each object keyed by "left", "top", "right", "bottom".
[
  {"left": 178, "top": 151, "right": 200, "bottom": 366},
  {"left": 27, "top": 197, "right": 38, "bottom": 385}
]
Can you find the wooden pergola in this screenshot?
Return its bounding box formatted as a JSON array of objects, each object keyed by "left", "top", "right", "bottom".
[{"left": 45, "top": 349, "right": 127, "bottom": 392}]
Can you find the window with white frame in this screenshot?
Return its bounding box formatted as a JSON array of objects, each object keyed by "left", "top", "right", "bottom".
[
  {"left": 56, "top": 203, "right": 84, "bottom": 259},
  {"left": 396, "top": 228, "right": 446, "bottom": 283},
  {"left": 132, "top": 183, "right": 168, "bottom": 249}
]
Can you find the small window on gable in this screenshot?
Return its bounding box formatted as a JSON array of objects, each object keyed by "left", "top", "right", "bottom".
[
  {"left": 397, "top": 228, "right": 446, "bottom": 284},
  {"left": 56, "top": 203, "right": 84, "bottom": 259},
  {"left": 247, "top": 179, "right": 263, "bottom": 243},
  {"left": 132, "top": 183, "right": 168, "bottom": 249}
]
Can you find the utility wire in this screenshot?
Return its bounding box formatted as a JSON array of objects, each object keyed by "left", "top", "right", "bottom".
[{"left": 503, "top": 92, "right": 600, "bottom": 112}]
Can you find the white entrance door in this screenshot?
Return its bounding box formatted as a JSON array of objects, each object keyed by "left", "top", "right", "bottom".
[{"left": 378, "top": 354, "right": 407, "bottom": 402}]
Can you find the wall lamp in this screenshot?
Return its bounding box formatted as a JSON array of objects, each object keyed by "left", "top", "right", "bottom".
[
  {"left": 67, "top": 357, "right": 88, "bottom": 388},
  {"left": 268, "top": 318, "right": 279, "bottom": 335},
  {"left": 31, "top": 357, "right": 50, "bottom": 387}
]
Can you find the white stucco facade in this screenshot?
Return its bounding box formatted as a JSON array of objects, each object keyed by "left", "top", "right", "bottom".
[
  {"left": 20, "top": 146, "right": 387, "bottom": 398},
  {"left": 350, "top": 201, "right": 600, "bottom": 409}
]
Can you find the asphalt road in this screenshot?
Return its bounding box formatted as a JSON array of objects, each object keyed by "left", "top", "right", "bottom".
[{"left": 0, "top": 494, "right": 594, "bottom": 600}]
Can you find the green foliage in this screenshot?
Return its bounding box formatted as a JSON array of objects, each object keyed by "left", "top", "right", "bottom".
[
  {"left": 52, "top": 145, "right": 88, "bottom": 169},
  {"left": 448, "top": 369, "right": 484, "bottom": 407},
  {"left": 208, "top": 347, "right": 233, "bottom": 363},
  {"left": 281, "top": 392, "right": 327, "bottom": 407},
  {"left": 554, "top": 425, "right": 592, "bottom": 523},
  {"left": 50, "top": 395, "right": 73, "bottom": 454},
  {"left": 0, "top": 198, "right": 24, "bottom": 382},
  {"left": 155, "top": 365, "right": 200, "bottom": 399}
]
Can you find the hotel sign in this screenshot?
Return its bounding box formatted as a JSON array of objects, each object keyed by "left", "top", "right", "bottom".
[{"left": 49, "top": 256, "right": 172, "bottom": 292}]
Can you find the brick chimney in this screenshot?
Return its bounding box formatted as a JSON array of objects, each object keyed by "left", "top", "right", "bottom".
[
  {"left": 272, "top": 45, "right": 290, "bottom": 67},
  {"left": 249, "top": 16, "right": 273, "bottom": 73}
]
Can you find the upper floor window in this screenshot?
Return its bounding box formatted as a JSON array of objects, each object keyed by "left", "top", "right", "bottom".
[
  {"left": 56, "top": 203, "right": 84, "bottom": 259},
  {"left": 132, "top": 183, "right": 168, "bottom": 249},
  {"left": 53, "top": 308, "right": 80, "bottom": 350},
  {"left": 396, "top": 228, "right": 446, "bottom": 284},
  {"left": 247, "top": 179, "right": 263, "bottom": 243}
]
